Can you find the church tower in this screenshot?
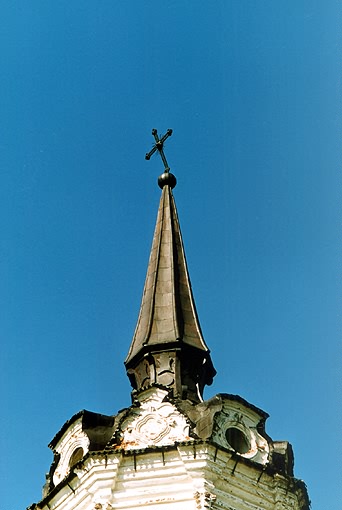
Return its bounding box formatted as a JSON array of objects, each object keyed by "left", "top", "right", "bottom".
[{"left": 28, "top": 130, "right": 310, "bottom": 510}]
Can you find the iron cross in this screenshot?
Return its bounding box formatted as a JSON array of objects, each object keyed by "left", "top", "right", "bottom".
[{"left": 145, "top": 128, "right": 173, "bottom": 171}]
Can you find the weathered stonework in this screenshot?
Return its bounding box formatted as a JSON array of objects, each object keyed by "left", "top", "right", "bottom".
[
  {"left": 117, "top": 387, "right": 191, "bottom": 449},
  {"left": 51, "top": 417, "right": 90, "bottom": 487},
  {"left": 211, "top": 396, "right": 270, "bottom": 465},
  {"left": 33, "top": 429, "right": 309, "bottom": 510},
  {"left": 32, "top": 387, "right": 309, "bottom": 510}
]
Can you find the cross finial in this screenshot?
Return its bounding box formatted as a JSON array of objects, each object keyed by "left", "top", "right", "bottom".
[
  {"left": 145, "top": 128, "right": 173, "bottom": 171},
  {"left": 145, "top": 128, "right": 176, "bottom": 189}
]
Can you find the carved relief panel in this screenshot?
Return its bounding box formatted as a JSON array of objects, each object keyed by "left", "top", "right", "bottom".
[{"left": 118, "top": 387, "right": 191, "bottom": 449}]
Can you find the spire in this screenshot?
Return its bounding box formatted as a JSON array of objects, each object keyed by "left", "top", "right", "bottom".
[{"left": 125, "top": 130, "right": 216, "bottom": 402}]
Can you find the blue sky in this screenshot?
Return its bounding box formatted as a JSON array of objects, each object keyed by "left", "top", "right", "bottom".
[{"left": 0, "top": 2, "right": 339, "bottom": 509}]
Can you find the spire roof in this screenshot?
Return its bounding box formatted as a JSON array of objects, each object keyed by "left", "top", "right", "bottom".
[
  {"left": 125, "top": 183, "right": 210, "bottom": 365},
  {"left": 125, "top": 130, "right": 215, "bottom": 401}
]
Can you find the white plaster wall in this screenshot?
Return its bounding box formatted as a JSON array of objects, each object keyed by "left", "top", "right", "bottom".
[{"left": 39, "top": 444, "right": 304, "bottom": 510}]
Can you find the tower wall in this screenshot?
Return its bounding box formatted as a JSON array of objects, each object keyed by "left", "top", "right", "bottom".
[{"left": 36, "top": 444, "right": 308, "bottom": 510}]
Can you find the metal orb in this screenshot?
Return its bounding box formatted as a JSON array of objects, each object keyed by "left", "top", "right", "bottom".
[{"left": 158, "top": 172, "right": 177, "bottom": 189}]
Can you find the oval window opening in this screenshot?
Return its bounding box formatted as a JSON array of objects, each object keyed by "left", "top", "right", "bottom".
[
  {"left": 225, "top": 427, "right": 250, "bottom": 454},
  {"left": 69, "top": 447, "right": 84, "bottom": 468}
]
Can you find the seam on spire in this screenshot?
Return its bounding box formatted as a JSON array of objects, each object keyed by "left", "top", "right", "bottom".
[
  {"left": 169, "top": 192, "right": 208, "bottom": 351},
  {"left": 144, "top": 186, "right": 166, "bottom": 344},
  {"left": 168, "top": 187, "right": 181, "bottom": 341},
  {"left": 125, "top": 188, "right": 166, "bottom": 362}
]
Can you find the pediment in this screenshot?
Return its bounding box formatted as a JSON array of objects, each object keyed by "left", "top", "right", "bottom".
[
  {"left": 51, "top": 415, "right": 90, "bottom": 487},
  {"left": 211, "top": 395, "right": 270, "bottom": 465},
  {"left": 116, "top": 387, "right": 192, "bottom": 450},
  {"left": 180, "top": 394, "right": 270, "bottom": 465},
  {"left": 48, "top": 410, "right": 115, "bottom": 490}
]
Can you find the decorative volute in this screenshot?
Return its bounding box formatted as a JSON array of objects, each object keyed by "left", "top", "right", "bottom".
[{"left": 125, "top": 130, "right": 216, "bottom": 402}]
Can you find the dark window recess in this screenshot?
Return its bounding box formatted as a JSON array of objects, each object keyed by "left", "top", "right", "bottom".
[
  {"left": 69, "top": 447, "right": 84, "bottom": 468},
  {"left": 225, "top": 427, "right": 250, "bottom": 454}
]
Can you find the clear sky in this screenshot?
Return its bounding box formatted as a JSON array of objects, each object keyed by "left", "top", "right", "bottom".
[{"left": 0, "top": 2, "right": 339, "bottom": 509}]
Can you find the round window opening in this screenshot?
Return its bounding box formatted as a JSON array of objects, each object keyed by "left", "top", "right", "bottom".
[
  {"left": 69, "top": 447, "right": 84, "bottom": 468},
  {"left": 225, "top": 427, "right": 250, "bottom": 454}
]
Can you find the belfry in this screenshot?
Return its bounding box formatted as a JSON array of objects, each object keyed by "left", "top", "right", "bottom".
[{"left": 28, "top": 130, "right": 310, "bottom": 510}]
